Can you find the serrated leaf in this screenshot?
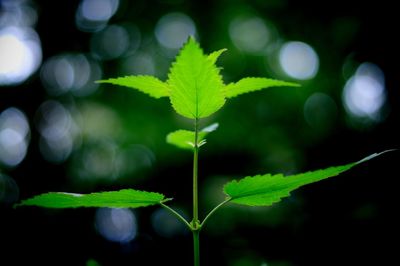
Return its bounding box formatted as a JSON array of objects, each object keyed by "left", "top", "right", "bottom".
[
  {"left": 207, "top": 48, "right": 227, "bottom": 64},
  {"left": 168, "top": 37, "right": 225, "bottom": 119},
  {"left": 166, "top": 123, "right": 219, "bottom": 150},
  {"left": 15, "top": 189, "right": 168, "bottom": 209},
  {"left": 224, "top": 151, "right": 390, "bottom": 206},
  {"left": 225, "top": 77, "right": 300, "bottom": 98},
  {"left": 97, "top": 75, "right": 169, "bottom": 98}
]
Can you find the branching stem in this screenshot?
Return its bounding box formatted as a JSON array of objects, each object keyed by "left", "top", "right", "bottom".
[
  {"left": 160, "top": 203, "right": 192, "bottom": 230},
  {"left": 200, "top": 198, "right": 231, "bottom": 228}
]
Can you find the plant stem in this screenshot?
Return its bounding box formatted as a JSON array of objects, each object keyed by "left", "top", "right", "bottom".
[
  {"left": 193, "top": 118, "right": 199, "bottom": 224},
  {"left": 200, "top": 198, "right": 231, "bottom": 228},
  {"left": 160, "top": 203, "right": 192, "bottom": 230},
  {"left": 193, "top": 230, "right": 200, "bottom": 266},
  {"left": 192, "top": 118, "right": 200, "bottom": 266}
]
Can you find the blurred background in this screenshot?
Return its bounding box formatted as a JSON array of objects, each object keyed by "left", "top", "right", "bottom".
[{"left": 1, "top": 0, "right": 399, "bottom": 265}]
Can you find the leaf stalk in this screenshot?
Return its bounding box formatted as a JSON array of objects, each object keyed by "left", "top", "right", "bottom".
[
  {"left": 160, "top": 203, "right": 192, "bottom": 230},
  {"left": 200, "top": 198, "right": 231, "bottom": 228}
]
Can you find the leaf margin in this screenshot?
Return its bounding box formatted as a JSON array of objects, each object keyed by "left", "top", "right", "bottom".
[
  {"left": 225, "top": 77, "right": 300, "bottom": 98},
  {"left": 15, "top": 189, "right": 170, "bottom": 209},
  {"left": 96, "top": 75, "right": 170, "bottom": 99},
  {"left": 223, "top": 151, "right": 392, "bottom": 207}
]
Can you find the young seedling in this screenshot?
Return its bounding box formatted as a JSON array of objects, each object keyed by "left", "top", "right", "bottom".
[{"left": 16, "top": 37, "right": 391, "bottom": 266}]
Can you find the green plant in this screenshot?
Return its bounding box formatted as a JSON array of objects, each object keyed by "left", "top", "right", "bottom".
[{"left": 16, "top": 37, "right": 390, "bottom": 265}]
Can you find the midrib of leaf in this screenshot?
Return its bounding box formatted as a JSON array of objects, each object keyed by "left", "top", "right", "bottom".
[
  {"left": 177, "top": 87, "right": 195, "bottom": 118},
  {"left": 183, "top": 47, "right": 200, "bottom": 118},
  {"left": 15, "top": 189, "right": 167, "bottom": 208},
  {"left": 174, "top": 62, "right": 207, "bottom": 118},
  {"left": 170, "top": 57, "right": 199, "bottom": 118},
  {"left": 194, "top": 64, "right": 209, "bottom": 118},
  {"left": 168, "top": 37, "right": 225, "bottom": 119},
  {"left": 195, "top": 61, "right": 219, "bottom": 118},
  {"left": 195, "top": 81, "right": 199, "bottom": 117},
  {"left": 227, "top": 180, "right": 290, "bottom": 201}
]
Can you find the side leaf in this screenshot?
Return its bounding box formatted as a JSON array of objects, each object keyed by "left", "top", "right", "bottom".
[
  {"left": 225, "top": 77, "right": 300, "bottom": 98},
  {"left": 168, "top": 37, "right": 225, "bottom": 119},
  {"left": 15, "top": 189, "right": 169, "bottom": 208},
  {"left": 207, "top": 48, "right": 227, "bottom": 64},
  {"left": 224, "top": 151, "right": 391, "bottom": 207},
  {"left": 166, "top": 123, "right": 219, "bottom": 150},
  {"left": 96, "top": 75, "right": 170, "bottom": 99},
  {"left": 166, "top": 130, "right": 197, "bottom": 150}
]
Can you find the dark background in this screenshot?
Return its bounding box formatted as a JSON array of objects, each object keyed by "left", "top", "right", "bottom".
[{"left": 1, "top": 0, "right": 399, "bottom": 265}]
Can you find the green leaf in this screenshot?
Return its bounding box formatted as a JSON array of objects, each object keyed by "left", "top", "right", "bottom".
[
  {"left": 224, "top": 151, "right": 390, "bottom": 206},
  {"left": 207, "top": 48, "right": 227, "bottom": 64},
  {"left": 166, "top": 123, "right": 219, "bottom": 150},
  {"left": 168, "top": 37, "right": 226, "bottom": 119},
  {"left": 225, "top": 77, "right": 300, "bottom": 98},
  {"left": 166, "top": 130, "right": 197, "bottom": 150},
  {"left": 15, "top": 189, "right": 169, "bottom": 209},
  {"left": 96, "top": 75, "right": 169, "bottom": 99}
]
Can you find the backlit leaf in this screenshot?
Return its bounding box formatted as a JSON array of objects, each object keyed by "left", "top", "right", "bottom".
[
  {"left": 97, "top": 75, "right": 169, "bottom": 98},
  {"left": 224, "top": 151, "right": 390, "bottom": 206},
  {"left": 207, "top": 48, "right": 227, "bottom": 64},
  {"left": 168, "top": 37, "right": 225, "bottom": 119},
  {"left": 16, "top": 189, "right": 168, "bottom": 208},
  {"left": 225, "top": 77, "right": 299, "bottom": 98},
  {"left": 166, "top": 123, "right": 219, "bottom": 150}
]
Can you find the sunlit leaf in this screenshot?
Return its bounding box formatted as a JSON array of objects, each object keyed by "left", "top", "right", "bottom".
[
  {"left": 207, "top": 48, "right": 227, "bottom": 64},
  {"left": 166, "top": 123, "right": 219, "bottom": 150},
  {"left": 225, "top": 77, "right": 300, "bottom": 98},
  {"left": 166, "top": 130, "right": 197, "bottom": 150},
  {"left": 224, "top": 151, "right": 390, "bottom": 206},
  {"left": 16, "top": 189, "right": 169, "bottom": 208},
  {"left": 97, "top": 75, "right": 170, "bottom": 98},
  {"left": 168, "top": 37, "right": 225, "bottom": 119}
]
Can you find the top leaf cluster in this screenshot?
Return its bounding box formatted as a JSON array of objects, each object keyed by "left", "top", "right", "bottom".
[{"left": 97, "top": 37, "right": 299, "bottom": 119}]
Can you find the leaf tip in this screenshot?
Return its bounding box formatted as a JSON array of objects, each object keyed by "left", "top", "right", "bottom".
[
  {"left": 356, "top": 149, "right": 397, "bottom": 164},
  {"left": 161, "top": 198, "right": 173, "bottom": 204},
  {"left": 183, "top": 35, "right": 198, "bottom": 47},
  {"left": 188, "top": 35, "right": 196, "bottom": 42},
  {"left": 283, "top": 81, "right": 301, "bottom": 87},
  {"left": 291, "top": 83, "right": 302, "bottom": 87}
]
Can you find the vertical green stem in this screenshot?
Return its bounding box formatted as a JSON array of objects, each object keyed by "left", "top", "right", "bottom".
[
  {"left": 193, "top": 118, "right": 199, "bottom": 223},
  {"left": 192, "top": 118, "right": 200, "bottom": 266},
  {"left": 193, "top": 230, "right": 200, "bottom": 266}
]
